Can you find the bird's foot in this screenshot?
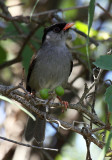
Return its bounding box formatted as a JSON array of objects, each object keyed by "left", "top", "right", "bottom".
[
  {"left": 25, "top": 90, "right": 36, "bottom": 100},
  {"left": 57, "top": 96, "right": 69, "bottom": 112},
  {"left": 61, "top": 101, "right": 69, "bottom": 112}
]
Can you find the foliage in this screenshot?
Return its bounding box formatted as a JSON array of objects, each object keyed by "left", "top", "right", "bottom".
[{"left": 93, "top": 55, "right": 112, "bottom": 70}]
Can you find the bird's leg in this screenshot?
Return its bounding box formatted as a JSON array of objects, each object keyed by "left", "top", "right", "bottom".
[
  {"left": 57, "top": 96, "right": 69, "bottom": 112},
  {"left": 25, "top": 90, "right": 35, "bottom": 100}
]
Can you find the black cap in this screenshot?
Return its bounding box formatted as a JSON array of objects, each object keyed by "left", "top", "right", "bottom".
[{"left": 42, "top": 22, "right": 67, "bottom": 43}]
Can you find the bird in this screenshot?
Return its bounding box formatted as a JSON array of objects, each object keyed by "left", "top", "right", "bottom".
[{"left": 25, "top": 22, "right": 74, "bottom": 144}]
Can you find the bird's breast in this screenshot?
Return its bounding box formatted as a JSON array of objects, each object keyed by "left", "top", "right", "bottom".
[{"left": 29, "top": 45, "right": 72, "bottom": 91}]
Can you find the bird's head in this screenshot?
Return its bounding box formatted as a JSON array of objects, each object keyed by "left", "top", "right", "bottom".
[{"left": 42, "top": 22, "right": 74, "bottom": 44}]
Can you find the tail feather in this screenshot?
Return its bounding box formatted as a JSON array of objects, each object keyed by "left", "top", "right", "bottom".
[
  {"left": 34, "top": 115, "right": 46, "bottom": 143},
  {"left": 25, "top": 112, "right": 36, "bottom": 141},
  {"left": 25, "top": 105, "right": 46, "bottom": 143}
]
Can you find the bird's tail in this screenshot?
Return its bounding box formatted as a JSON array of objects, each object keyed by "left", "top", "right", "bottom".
[{"left": 25, "top": 105, "right": 46, "bottom": 144}]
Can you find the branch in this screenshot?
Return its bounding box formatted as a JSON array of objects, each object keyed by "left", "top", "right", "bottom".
[
  {"left": 96, "top": 3, "right": 112, "bottom": 18},
  {"left": 0, "top": 84, "right": 105, "bottom": 149},
  {"left": 0, "top": 57, "right": 21, "bottom": 69},
  {"left": 73, "top": 28, "right": 99, "bottom": 46},
  {"left": 0, "top": 84, "right": 104, "bottom": 126},
  {"left": 32, "top": 5, "right": 89, "bottom": 17},
  {"left": 0, "top": 136, "right": 58, "bottom": 152},
  {"left": 0, "top": 0, "right": 22, "bottom": 34},
  {"left": 0, "top": 5, "right": 89, "bottom": 24}
]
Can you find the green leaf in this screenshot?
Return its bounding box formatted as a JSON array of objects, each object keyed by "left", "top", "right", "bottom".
[
  {"left": 88, "top": 0, "right": 96, "bottom": 35},
  {"left": 22, "top": 45, "right": 34, "bottom": 75},
  {"left": 5, "top": 23, "right": 29, "bottom": 34},
  {"left": 105, "top": 86, "right": 112, "bottom": 112},
  {"left": 31, "top": 27, "right": 43, "bottom": 50},
  {"left": 93, "top": 55, "right": 112, "bottom": 70},
  {"left": 35, "top": 27, "right": 44, "bottom": 39},
  {"left": 75, "top": 21, "right": 97, "bottom": 36},
  {"left": 5, "top": 22, "right": 17, "bottom": 34},
  {"left": 0, "top": 95, "right": 36, "bottom": 121},
  {"left": 0, "top": 45, "right": 7, "bottom": 64},
  {"left": 22, "top": 27, "right": 43, "bottom": 75},
  {"left": 86, "top": 0, "right": 95, "bottom": 71},
  {"left": 4, "top": 23, "right": 29, "bottom": 42}
]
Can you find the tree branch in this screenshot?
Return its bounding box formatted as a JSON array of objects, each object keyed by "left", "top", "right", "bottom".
[{"left": 0, "top": 83, "right": 106, "bottom": 149}]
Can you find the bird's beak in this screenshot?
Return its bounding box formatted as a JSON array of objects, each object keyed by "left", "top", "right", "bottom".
[{"left": 63, "top": 23, "right": 74, "bottom": 31}]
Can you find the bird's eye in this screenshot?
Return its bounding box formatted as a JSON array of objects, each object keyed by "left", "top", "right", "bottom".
[{"left": 53, "top": 27, "right": 61, "bottom": 33}]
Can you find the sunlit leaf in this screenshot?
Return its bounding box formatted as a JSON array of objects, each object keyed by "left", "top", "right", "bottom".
[
  {"left": 75, "top": 21, "right": 97, "bottom": 36},
  {"left": 55, "top": 154, "right": 63, "bottom": 160},
  {"left": 0, "top": 95, "right": 36, "bottom": 121},
  {"left": 93, "top": 55, "right": 112, "bottom": 70}
]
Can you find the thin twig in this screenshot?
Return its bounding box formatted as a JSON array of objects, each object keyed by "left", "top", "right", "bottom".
[
  {"left": 0, "top": 0, "right": 22, "bottom": 34},
  {"left": 0, "top": 136, "right": 58, "bottom": 152},
  {"left": 73, "top": 28, "right": 99, "bottom": 46},
  {"left": 32, "top": 5, "right": 89, "bottom": 17},
  {"left": 96, "top": 3, "right": 112, "bottom": 18}
]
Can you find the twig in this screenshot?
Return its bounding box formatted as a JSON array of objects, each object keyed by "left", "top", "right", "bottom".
[
  {"left": 0, "top": 57, "right": 21, "bottom": 70},
  {"left": 0, "top": 5, "right": 88, "bottom": 24},
  {"left": 82, "top": 127, "right": 92, "bottom": 160},
  {"left": 73, "top": 28, "right": 99, "bottom": 46},
  {"left": 0, "top": 136, "right": 58, "bottom": 152},
  {"left": 91, "top": 126, "right": 112, "bottom": 133},
  {"left": 89, "top": 68, "right": 99, "bottom": 129},
  {"left": 32, "top": 5, "right": 89, "bottom": 17},
  {"left": 0, "top": 84, "right": 105, "bottom": 126},
  {"left": 0, "top": 0, "right": 22, "bottom": 34},
  {"left": 96, "top": 3, "right": 112, "bottom": 18},
  {"left": 85, "top": 139, "right": 92, "bottom": 160},
  {"left": 46, "top": 118, "right": 72, "bottom": 130},
  {"left": 0, "top": 13, "right": 39, "bottom": 23},
  {"left": 0, "top": 83, "right": 106, "bottom": 149}
]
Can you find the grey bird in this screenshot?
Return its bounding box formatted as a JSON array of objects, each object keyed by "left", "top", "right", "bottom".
[{"left": 25, "top": 22, "right": 74, "bottom": 143}]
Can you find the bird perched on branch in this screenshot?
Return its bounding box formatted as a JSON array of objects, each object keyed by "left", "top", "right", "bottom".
[{"left": 25, "top": 22, "right": 74, "bottom": 144}]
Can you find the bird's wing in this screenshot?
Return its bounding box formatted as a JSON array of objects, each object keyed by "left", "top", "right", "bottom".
[
  {"left": 26, "top": 54, "right": 37, "bottom": 92},
  {"left": 69, "top": 60, "right": 73, "bottom": 76}
]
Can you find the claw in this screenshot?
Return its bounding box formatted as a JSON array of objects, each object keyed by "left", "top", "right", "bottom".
[{"left": 57, "top": 96, "right": 69, "bottom": 112}]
